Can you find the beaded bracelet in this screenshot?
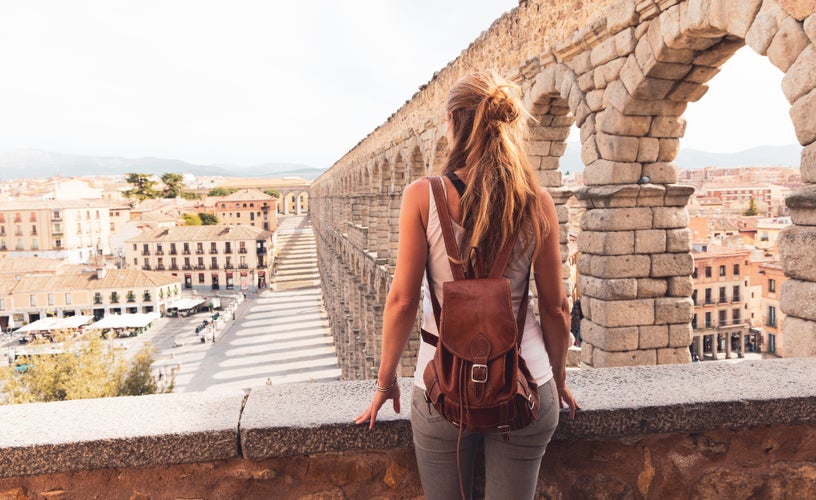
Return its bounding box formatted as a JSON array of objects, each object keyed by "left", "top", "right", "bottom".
[{"left": 376, "top": 375, "right": 398, "bottom": 392}]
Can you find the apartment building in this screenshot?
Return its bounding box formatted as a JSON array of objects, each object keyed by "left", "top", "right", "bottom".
[
  {"left": 124, "top": 225, "right": 275, "bottom": 292},
  {"left": 690, "top": 244, "right": 752, "bottom": 361},
  {"left": 0, "top": 200, "right": 112, "bottom": 263},
  {"left": 206, "top": 189, "right": 278, "bottom": 231},
  {"left": 751, "top": 260, "right": 788, "bottom": 356},
  {"left": 0, "top": 269, "right": 181, "bottom": 329}
]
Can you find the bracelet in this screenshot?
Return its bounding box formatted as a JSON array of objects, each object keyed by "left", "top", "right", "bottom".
[{"left": 376, "top": 375, "right": 398, "bottom": 392}]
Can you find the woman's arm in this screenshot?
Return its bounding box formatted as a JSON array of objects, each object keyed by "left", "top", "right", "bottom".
[
  {"left": 533, "top": 188, "right": 579, "bottom": 418},
  {"left": 354, "top": 178, "right": 430, "bottom": 428}
]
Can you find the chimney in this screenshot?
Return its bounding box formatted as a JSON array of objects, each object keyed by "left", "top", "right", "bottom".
[{"left": 97, "top": 267, "right": 107, "bottom": 279}]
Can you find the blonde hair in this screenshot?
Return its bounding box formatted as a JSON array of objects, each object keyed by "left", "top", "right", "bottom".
[{"left": 443, "top": 72, "right": 548, "bottom": 270}]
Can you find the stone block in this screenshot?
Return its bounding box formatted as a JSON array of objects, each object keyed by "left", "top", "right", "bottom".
[
  {"left": 586, "top": 89, "right": 604, "bottom": 112},
  {"left": 536, "top": 169, "right": 563, "bottom": 187},
  {"left": 556, "top": 204, "right": 570, "bottom": 224},
  {"left": 527, "top": 140, "right": 552, "bottom": 156},
  {"left": 685, "top": 64, "right": 721, "bottom": 84},
  {"left": 658, "top": 138, "right": 681, "bottom": 161},
  {"left": 637, "top": 278, "right": 669, "bottom": 298},
  {"left": 665, "top": 185, "right": 696, "bottom": 207},
  {"left": 578, "top": 70, "right": 596, "bottom": 93},
  {"left": 710, "top": 0, "right": 763, "bottom": 38},
  {"left": 693, "top": 38, "right": 743, "bottom": 66},
  {"left": 583, "top": 160, "right": 643, "bottom": 185},
  {"left": 657, "top": 347, "right": 692, "bottom": 364},
  {"left": 782, "top": 45, "right": 816, "bottom": 104},
  {"left": 782, "top": 316, "right": 816, "bottom": 357},
  {"left": 582, "top": 136, "right": 601, "bottom": 165},
  {"left": 579, "top": 274, "right": 638, "bottom": 300},
  {"left": 593, "top": 347, "right": 657, "bottom": 367},
  {"left": 643, "top": 162, "right": 680, "bottom": 184},
  {"left": 780, "top": 0, "right": 816, "bottom": 20},
  {"left": 652, "top": 252, "right": 694, "bottom": 277},
  {"left": 550, "top": 141, "right": 568, "bottom": 157},
  {"left": 746, "top": 0, "right": 789, "bottom": 55},
  {"left": 802, "top": 143, "right": 816, "bottom": 182},
  {"left": 634, "top": 76, "right": 676, "bottom": 100},
  {"left": 786, "top": 185, "right": 816, "bottom": 225},
  {"left": 596, "top": 132, "right": 641, "bottom": 162},
  {"left": 597, "top": 108, "right": 652, "bottom": 136},
  {"left": 580, "top": 340, "right": 594, "bottom": 365},
  {"left": 635, "top": 229, "right": 667, "bottom": 254},
  {"left": 578, "top": 230, "right": 635, "bottom": 255},
  {"left": 650, "top": 116, "right": 687, "bottom": 138},
  {"left": 768, "top": 15, "right": 810, "bottom": 72},
  {"left": 589, "top": 254, "right": 652, "bottom": 279},
  {"left": 669, "top": 323, "right": 693, "bottom": 347},
  {"left": 780, "top": 278, "right": 816, "bottom": 320},
  {"left": 637, "top": 137, "right": 661, "bottom": 163},
  {"left": 637, "top": 185, "right": 668, "bottom": 207},
  {"left": 668, "top": 276, "right": 695, "bottom": 297},
  {"left": 615, "top": 27, "right": 638, "bottom": 57},
  {"left": 603, "top": 80, "right": 688, "bottom": 116},
  {"left": 581, "top": 207, "right": 654, "bottom": 231},
  {"left": 539, "top": 155, "right": 562, "bottom": 170},
  {"left": 808, "top": 13, "right": 816, "bottom": 44},
  {"left": 655, "top": 297, "right": 694, "bottom": 324},
  {"left": 608, "top": 0, "right": 638, "bottom": 32},
  {"left": 666, "top": 228, "right": 691, "bottom": 253},
  {"left": 792, "top": 87, "right": 816, "bottom": 146},
  {"left": 591, "top": 298, "right": 655, "bottom": 327},
  {"left": 640, "top": 325, "right": 669, "bottom": 349},
  {"left": 577, "top": 253, "right": 593, "bottom": 276},
  {"left": 653, "top": 207, "right": 689, "bottom": 229},
  {"left": 591, "top": 36, "right": 621, "bottom": 68},
  {"left": 582, "top": 320, "right": 640, "bottom": 351},
  {"left": 667, "top": 81, "right": 710, "bottom": 102}
]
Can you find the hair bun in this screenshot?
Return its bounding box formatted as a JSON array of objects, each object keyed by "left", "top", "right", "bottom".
[{"left": 486, "top": 85, "right": 520, "bottom": 125}]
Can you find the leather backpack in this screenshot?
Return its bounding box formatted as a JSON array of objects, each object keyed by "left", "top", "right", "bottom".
[{"left": 421, "top": 176, "right": 540, "bottom": 440}]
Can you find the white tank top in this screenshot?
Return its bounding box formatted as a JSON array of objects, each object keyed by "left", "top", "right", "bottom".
[{"left": 412, "top": 182, "right": 554, "bottom": 389}]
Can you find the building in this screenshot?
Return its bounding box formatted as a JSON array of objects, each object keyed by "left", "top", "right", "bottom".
[
  {"left": 0, "top": 269, "right": 182, "bottom": 329},
  {"left": 0, "top": 199, "right": 112, "bottom": 263},
  {"left": 690, "top": 244, "right": 752, "bottom": 361},
  {"left": 206, "top": 178, "right": 310, "bottom": 215},
  {"left": 754, "top": 217, "right": 791, "bottom": 251},
  {"left": 206, "top": 189, "right": 279, "bottom": 231},
  {"left": 751, "top": 260, "right": 788, "bottom": 357},
  {"left": 124, "top": 225, "right": 276, "bottom": 292}
]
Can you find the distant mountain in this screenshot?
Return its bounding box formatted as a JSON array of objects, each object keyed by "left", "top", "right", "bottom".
[
  {"left": 559, "top": 143, "right": 801, "bottom": 173},
  {"left": 0, "top": 144, "right": 802, "bottom": 181},
  {"left": 0, "top": 149, "right": 326, "bottom": 181}
]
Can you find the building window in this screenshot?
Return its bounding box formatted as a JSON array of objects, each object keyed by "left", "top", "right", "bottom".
[
  {"left": 733, "top": 308, "right": 740, "bottom": 322},
  {"left": 718, "top": 309, "right": 727, "bottom": 324},
  {"left": 704, "top": 288, "right": 712, "bottom": 305},
  {"left": 705, "top": 266, "right": 712, "bottom": 278},
  {"left": 94, "top": 292, "right": 102, "bottom": 304},
  {"left": 65, "top": 293, "right": 72, "bottom": 305},
  {"left": 733, "top": 285, "right": 740, "bottom": 302},
  {"left": 768, "top": 333, "right": 776, "bottom": 353},
  {"left": 198, "top": 273, "right": 205, "bottom": 284},
  {"left": 719, "top": 265, "right": 726, "bottom": 276},
  {"left": 691, "top": 314, "right": 697, "bottom": 329},
  {"left": 692, "top": 268, "right": 698, "bottom": 279},
  {"left": 705, "top": 312, "right": 712, "bottom": 328},
  {"left": 0, "top": 298, "right": 5, "bottom": 310},
  {"left": 55, "top": 239, "right": 62, "bottom": 248},
  {"left": 29, "top": 295, "right": 36, "bottom": 306},
  {"left": 719, "top": 287, "right": 726, "bottom": 303},
  {"left": 692, "top": 290, "right": 698, "bottom": 306},
  {"left": 733, "top": 264, "right": 740, "bottom": 276},
  {"left": 767, "top": 306, "right": 777, "bottom": 327},
  {"left": 47, "top": 293, "right": 54, "bottom": 306},
  {"left": 769, "top": 279, "right": 776, "bottom": 293},
  {"left": 32, "top": 239, "right": 38, "bottom": 250}
]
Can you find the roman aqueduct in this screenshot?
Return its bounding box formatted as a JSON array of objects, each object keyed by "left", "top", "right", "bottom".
[{"left": 310, "top": 0, "right": 816, "bottom": 379}]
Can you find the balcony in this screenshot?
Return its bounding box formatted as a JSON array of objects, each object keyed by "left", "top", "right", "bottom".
[
  {"left": 156, "top": 265, "right": 166, "bottom": 270},
  {"left": 52, "top": 229, "right": 63, "bottom": 236},
  {"left": 224, "top": 247, "right": 233, "bottom": 254},
  {"left": 155, "top": 250, "right": 164, "bottom": 256},
  {"left": 0, "top": 361, "right": 814, "bottom": 497},
  {"left": 142, "top": 251, "right": 150, "bottom": 256},
  {"left": 225, "top": 263, "right": 234, "bottom": 269},
  {"left": 196, "top": 249, "right": 205, "bottom": 255},
  {"left": 142, "top": 264, "right": 151, "bottom": 270},
  {"left": 183, "top": 249, "right": 191, "bottom": 255},
  {"left": 14, "top": 230, "right": 22, "bottom": 236},
  {"left": 239, "top": 264, "right": 249, "bottom": 269},
  {"left": 238, "top": 248, "right": 247, "bottom": 254},
  {"left": 170, "top": 265, "right": 179, "bottom": 270},
  {"left": 210, "top": 248, "right": 219, "bottom": 254},
  {"left": 195, "top": 265, "right": 205, "bottom": 270},
  {"left": 210, "top": 264, "right": 219, "bottom": 270},
  {"left": 170, "top": 249, "right": 177, "bottom": 255},
  {"left": 183, "top": 265, "right": 192, "bottom": 270}
]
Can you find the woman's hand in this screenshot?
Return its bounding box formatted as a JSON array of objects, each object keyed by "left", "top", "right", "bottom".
[
  {"left": 557, "top": 384, "right": 580, "bottom": 420},
  {"left": 354, "top": 384, "right": 401, "bottom": 429}
]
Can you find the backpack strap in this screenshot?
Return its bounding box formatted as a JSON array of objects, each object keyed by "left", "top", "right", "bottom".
[{"left": 423, "top": 176, "right": 531, "bottom": 346}]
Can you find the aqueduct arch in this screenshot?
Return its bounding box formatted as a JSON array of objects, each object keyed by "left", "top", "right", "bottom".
[{"left": 311, "top": 0, "right": 816, "bottom": 380}]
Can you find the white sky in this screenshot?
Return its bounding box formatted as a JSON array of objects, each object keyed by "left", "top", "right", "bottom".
[{"left": 0, "top": 1, "right": 798, "bottom": 169}]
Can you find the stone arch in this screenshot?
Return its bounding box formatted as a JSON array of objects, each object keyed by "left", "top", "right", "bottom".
[
  {"left": 392, "top": 152, "right": 407, "bottom": 192},
  {"left": 431, "top": 136, "right": 448, "bottom": 174},
  {"left": 380, "top": 158, "right": 392, "bottom": 194},
  {"left": 408, "top": 145, "right": 426, "bottom": 182}
]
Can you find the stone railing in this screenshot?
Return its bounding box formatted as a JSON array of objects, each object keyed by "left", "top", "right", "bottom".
[{"left": 2, "top": 359, "right": 815, "bottom": 498}]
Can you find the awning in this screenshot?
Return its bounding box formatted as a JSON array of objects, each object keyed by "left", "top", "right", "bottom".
[
  {"left": 85, "top": 312, "right": 161, "bottom": 330},
  {"left": 16, "top": 316, "right": 93, "bottom": 333},
  {"left": 166, "top": 298, "right": 205, "bottom": 311}
]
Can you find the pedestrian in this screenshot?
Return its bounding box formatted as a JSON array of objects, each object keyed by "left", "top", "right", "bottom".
[
  {"left": 570, "top": 298, "right": 583, "bottom": 346},
  {"left": 355, "top": 72, "right": 579, "bottom": 499}
]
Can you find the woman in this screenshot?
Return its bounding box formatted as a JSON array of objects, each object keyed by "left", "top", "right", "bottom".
[{"left": 354, "top": 72, "right": 579, "bottom": 499}]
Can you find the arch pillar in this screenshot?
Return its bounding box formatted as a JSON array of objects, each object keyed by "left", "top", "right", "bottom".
[{"left": 574, "top": 182, "right": 695, "bottom": 367}]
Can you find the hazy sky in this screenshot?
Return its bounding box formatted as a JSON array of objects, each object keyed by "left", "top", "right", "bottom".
[{"left": 0, "top": 1, "right": 798, "bottom": 169}]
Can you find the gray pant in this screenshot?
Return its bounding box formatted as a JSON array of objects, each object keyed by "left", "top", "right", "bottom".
[{"left": 411, "top": 378, "right": 560, "bottom": 500}]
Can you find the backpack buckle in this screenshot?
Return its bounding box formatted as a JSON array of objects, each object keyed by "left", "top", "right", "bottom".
[{"left": 471, "top": 364, "right": 488, "bottom": 383}]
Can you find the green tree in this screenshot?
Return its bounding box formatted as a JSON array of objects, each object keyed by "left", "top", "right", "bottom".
[
  {"left": 199, "top": 213, "right": 218, "bottom": 225},
  {"left": 182, "top": 213, "right": 202, "bottom": 225},
  {"left": 124, "top": 173, "right": 160, "bottom": 201},
  {"left": 0, "top": 336, "right": 173, "bottom": 405},
  {"left": 264, "top": 189, "right": 280, "bottom": 198},
  {"left": 744, "top": 197, "right": 759, "bottom": 216},
  {"left": 181, "top": 191, "right": 201, "bottom": 200},
  {"left": 208, "top": 187, "right": 238, "bottom": 197},
  {"left": 161, "top": 173, "right": 185, "bottom": 198}
]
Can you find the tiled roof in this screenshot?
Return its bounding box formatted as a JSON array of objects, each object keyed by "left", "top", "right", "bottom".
[
  {"left": 90, "top": 269, "right": 180, "bottom": 289},
  {"left": 0, "top": 256, "right": 66, "bottom": 274},
  {"left": 8, "top": 269, "right": 180, "bottom": 294},
  {"left": 0, "top": 199, "right": 110, "bottom": 210},
  {"left": 125, "top": 224, "right": 271, "bottom": 243},
  {"left": 213, "top": 178, "right": 310, "bottom": 188},
  {"left": 221, "top": 189, "right": 276, "bottom": 202}
]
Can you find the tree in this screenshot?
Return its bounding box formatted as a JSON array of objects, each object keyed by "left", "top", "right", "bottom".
[
  {"left": 199, "top": 213, "right": 218, "bottom": 225},
  {"left": 264, "top": 189, "right": 280, "bottom": 198},
  {"left": 744, "top": 197, "right": 759, "bottom": 216},
  {"left": 0, "top": 336, "right": 174, "bottom": 404},
  {"left": 208, "top": 187, "right": 238, "bottom": 197},
  {"left": 124, "top": 173, "right": 160, "bottom": 201},
  {"left": 161, "top": 173, "right": 185, "bottom": 198},
  {"left": 182, "top": 213, "right": 202, "bottom": 226}
]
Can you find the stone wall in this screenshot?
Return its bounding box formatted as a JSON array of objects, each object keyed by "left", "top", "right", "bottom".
[
  {"left": 1, "top": 359, "right": 816, "bottom": 498},
  {"left": 310, "top": 0, "right": 816, "bottom": 375}
]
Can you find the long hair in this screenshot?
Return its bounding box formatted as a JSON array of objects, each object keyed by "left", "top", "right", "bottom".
[{"left": 443, "top": 72, "right": 548, "bottom": 270}]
